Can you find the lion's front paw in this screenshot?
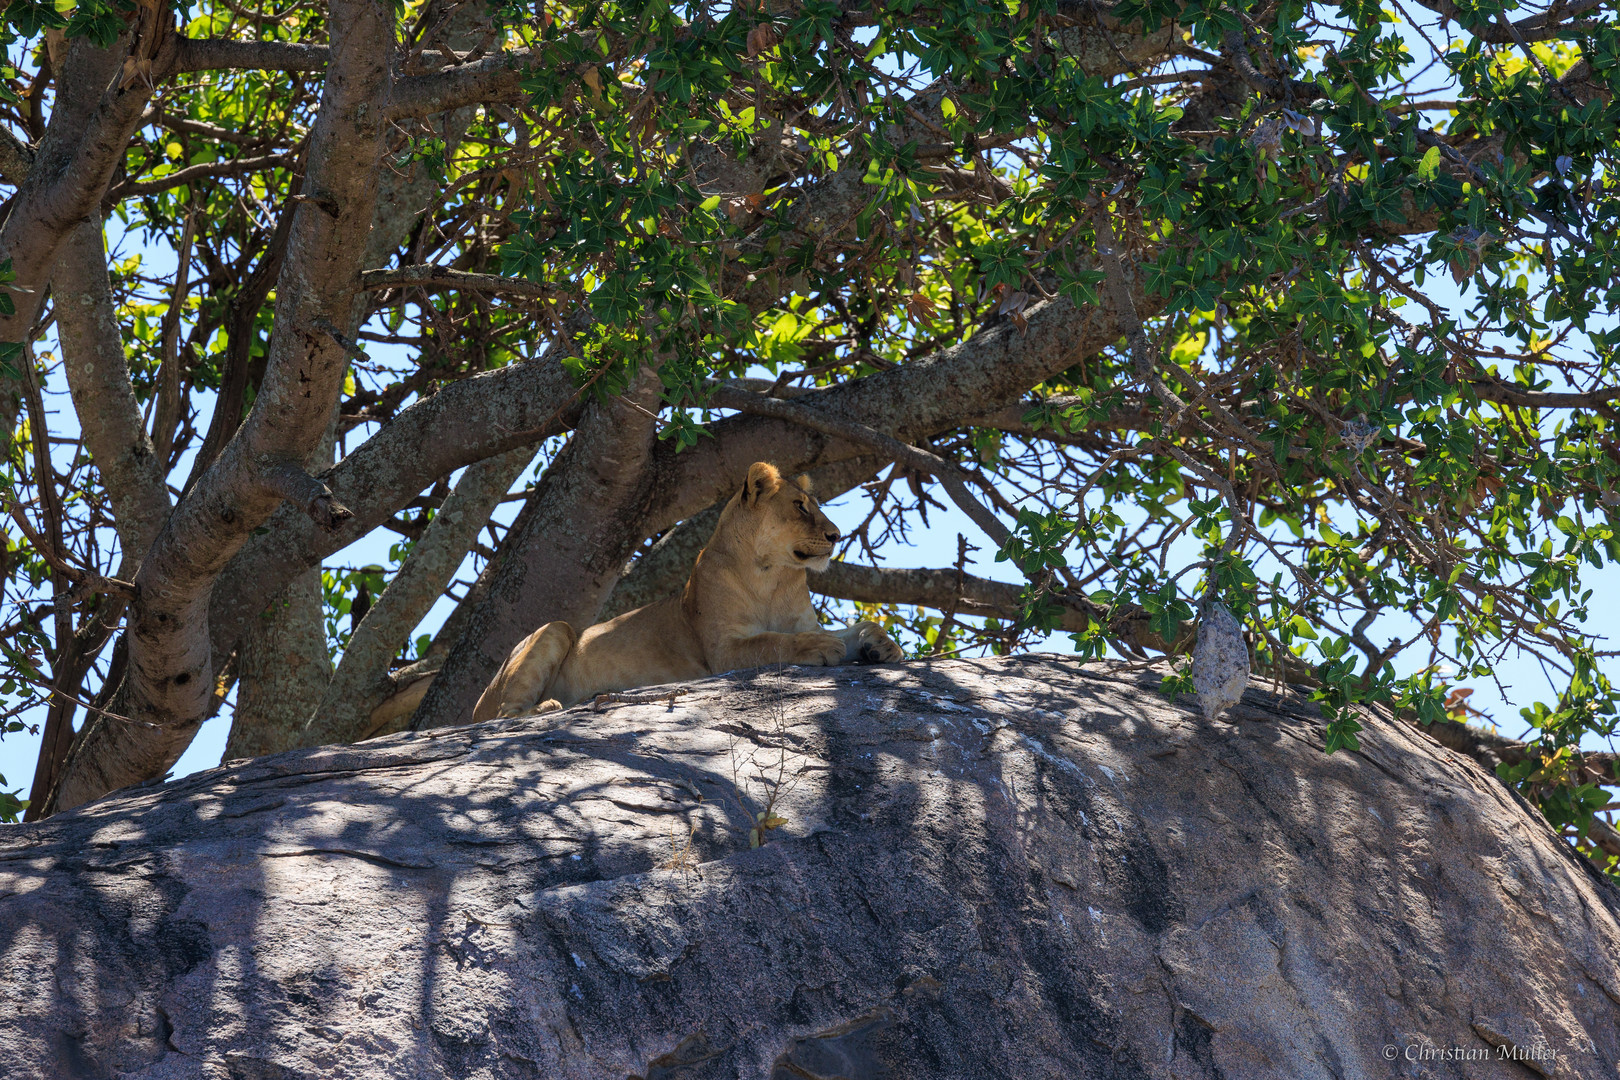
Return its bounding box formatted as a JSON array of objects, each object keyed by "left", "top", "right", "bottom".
[
  {"left": 793, "top": 632, "right": 847, "bottom": 667},
  {"left": 497, "top": 697, "right": 563, "bottom": 719},
  {"left": 852, "top": 621, "right": 904, "bottom": 663}
]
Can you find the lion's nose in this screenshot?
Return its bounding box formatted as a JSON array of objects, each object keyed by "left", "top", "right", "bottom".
[{"left": 825, "top": 528, "right": 841, "bottom": 542}]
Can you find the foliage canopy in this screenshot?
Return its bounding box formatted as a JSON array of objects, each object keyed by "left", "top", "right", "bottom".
[{"left": 0, "top": 0, "right": 1616, "bottom": 865}]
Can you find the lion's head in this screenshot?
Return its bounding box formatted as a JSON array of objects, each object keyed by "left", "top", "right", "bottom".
[{"left": 729, "top": 461, "right": 842, "bottom": 572}]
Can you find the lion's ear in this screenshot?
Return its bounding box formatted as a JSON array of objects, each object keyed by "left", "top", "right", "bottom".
[
  {"left": 793, "top": 473, "right": 813, "bottom": 494},
  {"left": 741, "top": 462, "right": 782, "bottom": 506}
]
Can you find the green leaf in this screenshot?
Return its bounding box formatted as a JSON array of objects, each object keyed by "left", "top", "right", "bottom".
[{"left": 1416, "top": 145, "right": 1441, "bottom": 182}]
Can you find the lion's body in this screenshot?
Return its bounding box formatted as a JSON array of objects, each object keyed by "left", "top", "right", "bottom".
[
  {"left": 470, "top": 594, "right": 706, "bottom": 723},
  {"left": 371, "top": 462, "right": 902, "bottom": 733}
]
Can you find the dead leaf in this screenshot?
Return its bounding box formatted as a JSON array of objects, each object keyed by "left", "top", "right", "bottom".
[
  {"left": 905, "top": 291, "right": 937, "bottom": 324},
  {"left": 746, "top": 24, "right": 781, "bottom": 60},
  {"left": 995, "top": 289, "right": 1030, "bottom": 319},
  {"left": 1446, "top": 226, "right": 1494, "bottom": 285}
]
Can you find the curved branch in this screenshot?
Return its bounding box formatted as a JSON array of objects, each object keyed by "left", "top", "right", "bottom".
[
  {"left": 0, "top": 32, "right": 176, "bottom": 353},
  {"left": 205, "top": 353, "right": 585, "bottom": 679},
  {"left": 109, "top": 151, "right": 295, "bottom": 200},
  {"left": 55, "top": 222, "right": 172, "bottom": 561},
  {"left": 634, "top": 289, "right": 1139, "bottom": 543},
  {"left": 305, "top": 444, "right": 535, "bottom": 747},
  {"left": 708, "top": 384, "right": 1011, "bottom": 546},
  {"left": 410, "top": 364, "right": 669, "bottom": 730}
]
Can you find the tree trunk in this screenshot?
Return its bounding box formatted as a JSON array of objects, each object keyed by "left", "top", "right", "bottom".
[
  {"left": 224, "top": 570, "right": 332, "bottom": 760},
  {"left": 0, "top": 657, "right": 1615, "bottom": 1078}
]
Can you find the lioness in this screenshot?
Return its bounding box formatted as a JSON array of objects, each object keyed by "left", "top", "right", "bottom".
[{"left": 374, "top": 461, "right": 903, "bottom": 730}]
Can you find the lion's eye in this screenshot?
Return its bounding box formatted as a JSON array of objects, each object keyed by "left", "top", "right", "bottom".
[{"left": 798, "top": 501, "right": 812, "bottom": 518}]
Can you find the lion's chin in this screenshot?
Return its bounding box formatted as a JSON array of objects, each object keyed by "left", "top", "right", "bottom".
[{"left": 798, "top": 553, "right": 832, "bottom": 573}]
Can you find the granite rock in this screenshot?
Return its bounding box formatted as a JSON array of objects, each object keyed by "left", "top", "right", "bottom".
[{"left": 0, "top": 657, "right": 1615, "bottom": 1079}]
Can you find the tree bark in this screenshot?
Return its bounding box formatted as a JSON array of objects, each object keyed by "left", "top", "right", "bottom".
[
  {"left": 224, "top": 570, "right": 331, "bottom": 760},
  {"left": 0, "top": 657, "right": 1614, "bottom": 1078},
  {"left": 54, "top": 221, "right": 172, "bottom": 561},
  {"left": 0, "top": 29, "right": 173, "bottom": 345},
  {"left": 27, "top": 220, "right": 175, "bottom": 817},
  {"left": 632, "top": 291, "right": 1139, "bottom": 540},
  {"left": 202, "top": 353, "right": 584, "bottom": 679}
]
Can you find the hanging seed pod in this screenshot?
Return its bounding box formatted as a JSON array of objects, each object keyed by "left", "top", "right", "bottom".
[{"left": 1193, "top": 600, "right": 1249, "bottom": 721}]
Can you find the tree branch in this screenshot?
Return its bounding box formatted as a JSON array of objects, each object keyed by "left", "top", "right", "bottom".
[
  {"left": 171, "top": 38, "right": 329, "bottom": 74},
  {"left": 109, "top": 151, "right": 296, "bottom": 200},
  {"left": 359, "top": 264, "right": 560, "bottom": 301},
  {"left": 263, "top": 462, "right": 354, "bottom": 531},
  {"left": 709, "top": 383, "right": 1011, "bottom": 546},
  {"left": 0, "top": 125, "right": 33, "bottom": 185},
  {"left": 306, "top": 445, "right": 533, "bottom": 746},
  {"left": 634, "top": 289, "right": 1137, "bottom": 543},
  {"left": 55, "top": 221, "right": 172, "bottom": 561},
  {"left": 386, "top": 48, "right": 536, "bottom": 121},
  {"left": 204, "top": 352, "right": 586, "bottom": 681},
  {"left": 0, "top": 31, "right": 178, "bottom": 425},
  {"left": 1468, "top": 377, "right": 1620, "bottom": 415},
  {"left": 818, "top": 558, "right": 1156, "bottom": 645},
  {"left": 1406, "top": 0, "right": 1603, "bottom": 43},
  {"left": 410, "top": 364, "right": 667, "bottom": 730}
]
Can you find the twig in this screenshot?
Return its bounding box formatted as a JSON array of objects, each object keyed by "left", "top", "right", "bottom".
[
  {"left": 591, "top": 688, "right": 691, "bottom": 712},
  {"left": 109, "top": 151, "right": 297, "bottom": 200}
]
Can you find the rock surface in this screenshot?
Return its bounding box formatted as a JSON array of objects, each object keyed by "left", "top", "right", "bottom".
[{"left": 0, "top": 656, "right": 1616, "bottom": 1079}]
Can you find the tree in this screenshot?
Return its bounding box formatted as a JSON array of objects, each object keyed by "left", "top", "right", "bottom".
[
  {"left": 1, "top": 658, "right": 1616, "bottom": 1077},
  {"left": 0, "top": 0, "right": 1615, "bottom": 862}
]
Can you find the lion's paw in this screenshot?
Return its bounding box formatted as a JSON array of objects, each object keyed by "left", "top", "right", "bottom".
[
  {"left": 498, "top": 697, "right": 564, "bottom": 719},
  {"left": 852, "top": 621, "right": 904, "bottom": 663},
  {"left": 794, "top": 632, "right": 848, "bottom": 667}
]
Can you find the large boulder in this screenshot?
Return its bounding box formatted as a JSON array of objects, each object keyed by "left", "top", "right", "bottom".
[{"left": 0, "top": 656, "right": 1615, "bottom": 1079}]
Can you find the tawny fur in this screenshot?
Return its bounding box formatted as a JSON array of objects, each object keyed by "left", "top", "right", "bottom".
[{"left": 368, "top": 462, "right": 903, "bottom": 732}]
